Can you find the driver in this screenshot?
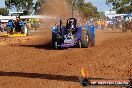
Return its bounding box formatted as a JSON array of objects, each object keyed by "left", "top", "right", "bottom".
[{"left": 67, "top": 19, "right": 77, "bottom": 34}]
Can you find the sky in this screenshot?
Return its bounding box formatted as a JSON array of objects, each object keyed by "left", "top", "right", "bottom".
[
  {"left": 0, "top": 0, "right": 112, "bottom": 12},
  {"left": 0, "top": 0, "right": 5, "bottom": 8}
]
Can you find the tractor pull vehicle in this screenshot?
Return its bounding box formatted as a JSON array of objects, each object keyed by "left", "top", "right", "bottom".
[
  {"left": 51, "top": 18, "right": 95, "bottom": 49},
  {"left": 1, "top": 12, "right": 28, "bottom": 37},
  {"left": 6, "top": 18, "right": 28, "bottom": 37}
]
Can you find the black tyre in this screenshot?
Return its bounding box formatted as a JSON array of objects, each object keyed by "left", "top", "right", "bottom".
[
  {"left": 81, "top": 29, "right": 90, "bottom": 48},
  {"left": 21, "top": 26, "right": 25, "bottom": 34},
  {"left": 90, "top": 33, "right": 95, "bottom": 47},
  {"left": 7, "top": 27, "right": 12, "bottom": 34},
  {"left": 0, "top": 28, "right": 4, "bottom": 32},
  {"left": 91, "top": 38, "right": 95, "bottom": 46}
]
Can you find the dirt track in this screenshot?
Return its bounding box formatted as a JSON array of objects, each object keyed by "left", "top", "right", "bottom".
[
  {"left": 0, "top": 29, "right": 132, "bottom": 88},
  {"left": 0, "top": 0, "right": 132, "bottom": 88}
]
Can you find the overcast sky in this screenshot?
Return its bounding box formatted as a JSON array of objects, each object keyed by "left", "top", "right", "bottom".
[{"left": 0, "top": 0, "right": 112, "bottom": 11}]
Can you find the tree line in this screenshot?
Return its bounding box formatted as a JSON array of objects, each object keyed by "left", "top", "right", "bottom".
[
  {"left": 0, "top": 0, "right": 46, "bottom": 15},
  {"left": 0, "top": 0, "right": 131, "bottom": 16},
  {"left": 67, "top": 0, "right": 100, "bottom": 18},
  {"left": 106, "top": 0, "right": 132, "bottom": 13}
]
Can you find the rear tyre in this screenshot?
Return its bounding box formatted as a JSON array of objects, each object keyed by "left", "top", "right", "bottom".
[
  {"left": 0, "top": 28, "right": 4, "bottom": 32},
  {"left": 81, "top": 29, "right": 89, "bottom": 48},
  {"left": 7, "top": 27, "right": 12, "bottom": 34},
  {"left": 90, "top": 33, "right": 95, "bottom": 47},
  {"left": 21, "top": 26, "right": 25, "bottom": 34}
]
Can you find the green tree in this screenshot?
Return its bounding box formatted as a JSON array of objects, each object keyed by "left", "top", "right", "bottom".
[
  {"left": 5, "top": 0, "right": 34, "bottom": 14},
  {"left": 79, "top": 2, "right": 99, "bottom": 17},
  {"left": 0, "top": 8, "right": 9, "bottom": 15},
  {"left": 66, "top": 0, "right": 99, "bottom": 18},
  {"left": 34, "top": 0, "right": 46, "bottom": 14},
  {"left": 106, "top": 0, "right": 132, "bottom": 13},
  {"left": 74, "top": 0, "right": 84, "bottom": 7}
]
